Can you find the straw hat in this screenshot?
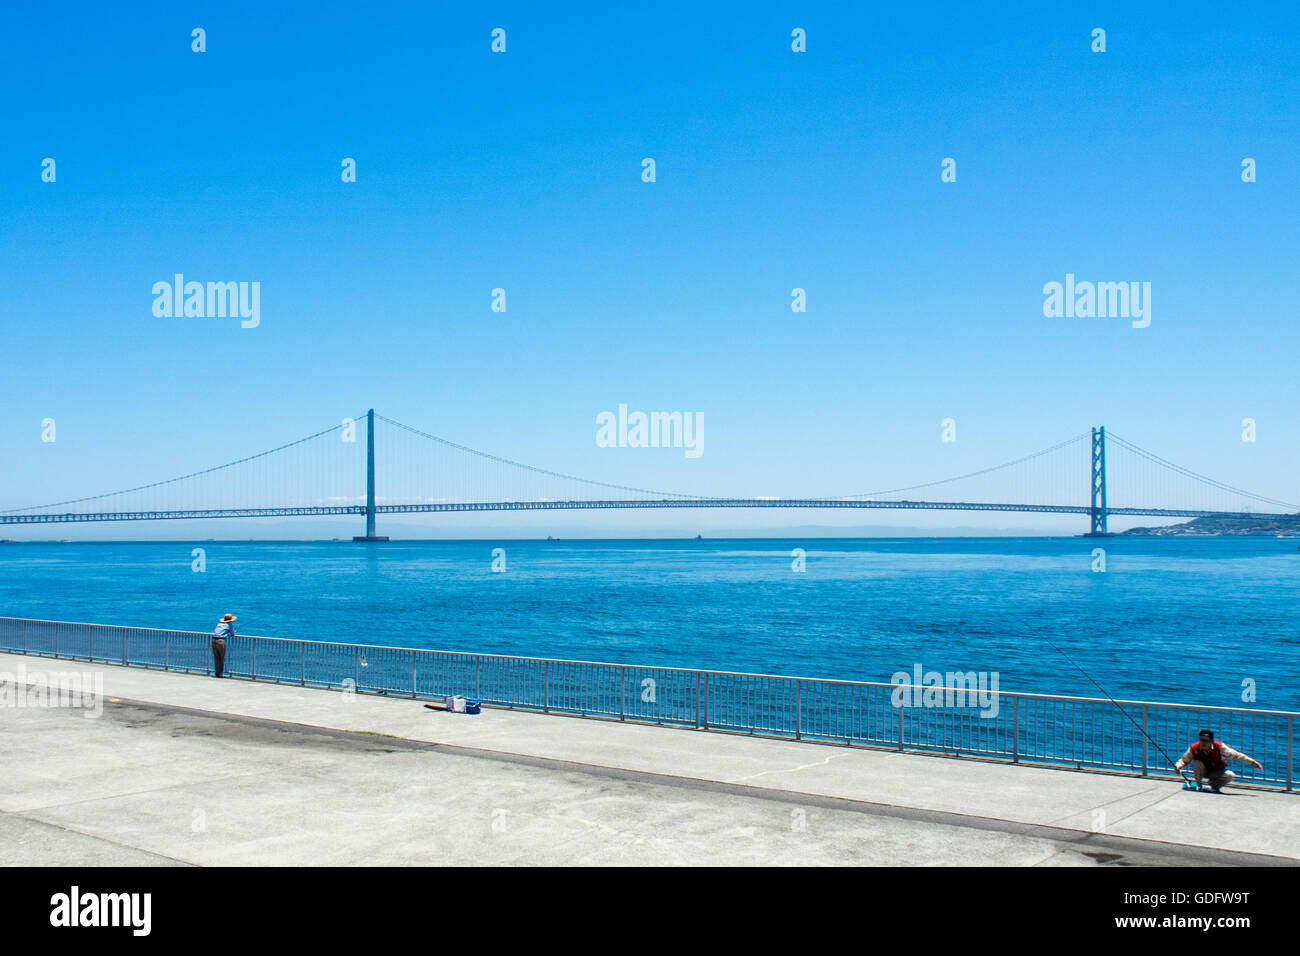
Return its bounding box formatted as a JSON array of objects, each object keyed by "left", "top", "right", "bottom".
[{"left": 221, "top": 614, "right": 237, "bottom": 623}]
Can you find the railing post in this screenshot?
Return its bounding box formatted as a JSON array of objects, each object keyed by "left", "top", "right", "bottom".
[
  {"left": 54, "top": 623, "right": 58, "bottom": 659},
  {"left": 701, "top": 673, "right": 709, "bottom": 730},
  {"left": 543, "top": 660, "right": 549, "bottom": 713},
  {"left": 476, "top": 655, "right": 482, "bottom": 699},
  {"left": 164, "top": 631, "right": 170, "bottom": 671},
  {"left": 121, "top": 627, "right": 127, "bottom": 666},
  {"left": 1140, "top": 704, "right": 1149, "bottom": 777},
  {"left": 1012, "top": 695, "right": 1019, "bottom": 763},
  {"left": 794, "top": 679, "right": 802, "bottom": 740},
  {"left": 897, "top": 700, "right": 905, "bottom": 751},
  {"left": 619, "top": 666, "right": 625, "bottom": 721},
  {"left": 89, "top": 626, "right": 94, "bottom": 661},
  {"left": 694, "top": 672, "right": 700, "bottom": 729},
  {"left": 300, "top": 642, "right": 306, "bottom": 686},
  {"left": 1287, "top": 715, "right": 1294, "bottom": 793},
  {"left": 410, "top": 649, "right": 416, "bottom": 698},
  {"left": 251, "top": 638, "right": 257, "bottom": 680}
]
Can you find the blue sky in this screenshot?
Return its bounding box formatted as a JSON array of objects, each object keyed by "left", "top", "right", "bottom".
[{"left": 2, "top": 2, "right": 1297, "bottom": 537}]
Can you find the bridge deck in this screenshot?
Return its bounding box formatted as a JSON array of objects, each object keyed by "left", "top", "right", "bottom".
[{"left": 0, "top": 499, "right": 1280, "bottom": 523}]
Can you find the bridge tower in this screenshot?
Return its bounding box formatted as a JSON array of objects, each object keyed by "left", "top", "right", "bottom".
[
  {"left": 1085, "top": 426, "right": 1111, "bottom": 537},
  {"left": 352, "top": 408, "right": 389, "bottom": 542}
]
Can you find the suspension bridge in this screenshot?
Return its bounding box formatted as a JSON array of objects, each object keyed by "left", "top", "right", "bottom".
[{"left": 1, "top": 411, "right": 1294, "bottom": 539}]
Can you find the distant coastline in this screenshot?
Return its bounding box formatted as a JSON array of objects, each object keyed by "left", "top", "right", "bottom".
[{"left": 1123, "top": 514, "right": 1300, "bottom": 536}]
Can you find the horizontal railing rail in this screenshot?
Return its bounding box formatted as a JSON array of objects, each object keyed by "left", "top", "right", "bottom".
[{"left": 0, "top": 615, "right": 1293, "bottom": 791}]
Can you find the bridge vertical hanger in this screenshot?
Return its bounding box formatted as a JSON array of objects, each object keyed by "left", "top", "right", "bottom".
[
  {"left": 1087, "top": 426, "right": 1110, "bottom": 537},
  {"left": 353, "top": 408, "right": 389, "bottom": 542}
]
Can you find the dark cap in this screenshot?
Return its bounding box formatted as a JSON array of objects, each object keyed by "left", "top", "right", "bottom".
[{"left": 1198, "top": 729, "right": 1215, "bottom": 742}]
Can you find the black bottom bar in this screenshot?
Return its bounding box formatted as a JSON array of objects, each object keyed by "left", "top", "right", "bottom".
[{"left": 9, "top": 866, "right": 1287, "bottom": 940}]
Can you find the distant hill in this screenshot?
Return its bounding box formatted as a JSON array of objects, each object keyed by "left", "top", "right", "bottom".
[{"left": 1123, "top": 513, "right": 1300, "bottom": 536}]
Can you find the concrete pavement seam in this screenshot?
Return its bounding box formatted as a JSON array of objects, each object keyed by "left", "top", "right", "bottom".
[
  {"left": 1043, "top": 783, "right": 1170, "bottom": 828},
  {"left": 1, "top": 810, "right": 198, "bottom": 867},
  {"left": 12, "top": 769, "right": 286, "bottom": 816}
]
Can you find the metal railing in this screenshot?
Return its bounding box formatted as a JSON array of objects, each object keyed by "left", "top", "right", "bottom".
[{"left": 0, "top": 615, "right": 1294, "bottom": 791}]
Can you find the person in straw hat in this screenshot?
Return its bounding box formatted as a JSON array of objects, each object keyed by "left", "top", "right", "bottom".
[{"left": 212, "top": 613, "right": 238, "bottom": 678}]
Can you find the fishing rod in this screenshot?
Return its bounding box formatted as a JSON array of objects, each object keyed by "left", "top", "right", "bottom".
[{"left": 1036, "top": 633, "right": 1194, "bottom": 788}]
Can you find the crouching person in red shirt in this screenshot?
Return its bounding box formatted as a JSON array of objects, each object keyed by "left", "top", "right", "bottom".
[{"left": 1174, "top": 729, "right": 1263, "bottom": 792}]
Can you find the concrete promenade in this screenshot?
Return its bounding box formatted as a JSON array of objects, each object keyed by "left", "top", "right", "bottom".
[{"left": 1, "top": 651, "right": 1296, "bottom": 866}]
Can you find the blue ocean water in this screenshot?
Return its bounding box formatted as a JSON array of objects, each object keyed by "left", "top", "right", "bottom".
[{"left": 0, "top": 537, "right": 1297, "bottom": 711}]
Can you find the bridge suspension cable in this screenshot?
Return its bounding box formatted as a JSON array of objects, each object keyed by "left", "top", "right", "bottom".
[
  {"left": 1105, "top": 432, "right": 1298, "bottom": 512},
  {"left": 2, "top": 417, "right": 361, "bottom": 515},
  {"left": 836, "top": 432, "right": 1092, "bottom": 502},
  {"left": 376, "top": 414, "right": 706, "bottom": 501}
]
